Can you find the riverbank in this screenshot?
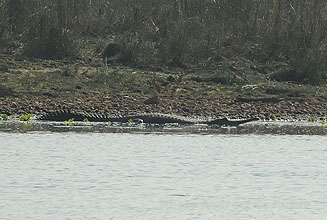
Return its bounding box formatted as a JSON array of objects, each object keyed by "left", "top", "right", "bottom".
[{"left": 1, "top": 54, "right": 327, "bottom": 121}]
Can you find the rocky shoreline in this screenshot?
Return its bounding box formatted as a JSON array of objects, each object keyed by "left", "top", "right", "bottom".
[
  {"left": 1, "top": 54, "right": 326, "bottom": 122},
  {"left": 1, "top": 92, "right": 326, "bottom": 121}
]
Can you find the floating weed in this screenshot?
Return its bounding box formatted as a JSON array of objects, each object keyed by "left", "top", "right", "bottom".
[
  {"left": 19, "top": 113, "right": 32, "bottom": 121},
  {"left": 65, "top": 118, "right": 74, "bottom": 126},
  {"left": 83, "top": 118, "right": 89, "bottom": 122},
  {"left": 319, "top": 120, "right": 326, "bottom": 126},
  {"left": 271, "top": 114, "right": 277, "bottom": 120},
  {"left": 0, "top": 114, "right": 8, "bottom": 120},
  {"left": 308, "top": 116, "right": 317, "bottom": 122},
  {"left": 128, "top": 118, "right": 133, "bottom": 124},
  {"left": 107, "top": 120, "right": 112, "bottom": 126}
]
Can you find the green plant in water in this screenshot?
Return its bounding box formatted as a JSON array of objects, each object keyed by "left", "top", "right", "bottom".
[
  {"left": 65, "top": 118, "right": 74, "bottom": 126},
  {"left": 308, "top": 116, "right": 317, "bottom": 122},
  {"left": 271, "top": 114, "right": 277, "bottom": 120},
  {"left": 83, "top": 118, "right": 89, "bottom": 122},
  {"left": 19, "top": 113, "right": 32, "bottom": 121},
  {"left": 0, "top": 114, "right": 8, "bottom": 120},
  {"left": 107, "top": 120, "right": 112, "bottom": 126}
]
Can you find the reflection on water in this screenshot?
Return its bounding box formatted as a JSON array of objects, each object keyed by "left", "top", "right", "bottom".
[
  {"left": 0, "top": 120, "right": 327, "bottom": 135},
  {"left": 1, "top": 131, "right": 327, "bottom": 220}
]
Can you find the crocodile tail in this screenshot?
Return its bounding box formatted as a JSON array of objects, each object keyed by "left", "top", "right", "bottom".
[{"left": 207, "top": 117, "right": 259, "bottom": 126}]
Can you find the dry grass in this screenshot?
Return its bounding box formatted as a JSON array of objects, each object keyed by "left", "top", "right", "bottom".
[{"left": 1, "top": 0, "right": 327, "bottom": 83}]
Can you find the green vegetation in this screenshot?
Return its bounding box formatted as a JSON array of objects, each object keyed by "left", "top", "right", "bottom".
[
  {"left": 65, "top": 118, "right": 74, "bottom": 126},
  {"left": 308, "top": 116, "right": 317, "bottom": 122},
  {"left": 1, "top": 114, "right": 14, "bottom": 121},
  {"left": 1, "top": 0, "right": 327, "bottom": 83},
  {"left": 308, "top": 116, "right": 326, "bottom": 128},
  {"left": 19, "top": 113, "right": 32, "bottom": 121},
  {"left": 0, "top": 1, "right": 327, "bottom": 122},
  {"left": 271, "top": 114, "right": 277, "bottom": 120},
  {"left": 18, "top": 113, "right": 33, "bottom": 131},
  {"left": 83, "top": 118, "right": 89, "bottom": 122},
  {"left": 0, "top": 114, "right": 8, "bottom": 120}
]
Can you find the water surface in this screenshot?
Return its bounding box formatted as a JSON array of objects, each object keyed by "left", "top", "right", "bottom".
[
  {"left": 1, "top": 120, "right": 327, "bottom": 135},
  {"left": 1, "top": 132, "right": 327, "bottom": 220}
]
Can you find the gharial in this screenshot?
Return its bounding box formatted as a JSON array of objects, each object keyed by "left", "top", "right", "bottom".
[{"left": 38, "top": 110, "right": 259, "bottom": 126}]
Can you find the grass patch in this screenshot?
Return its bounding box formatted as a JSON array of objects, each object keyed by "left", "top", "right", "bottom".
[
  {"left": 1, "top": 1, "right": 327, "bottom": 83},
  {"left": 89, "top": 67, "right": 150, "bottom": 93}
]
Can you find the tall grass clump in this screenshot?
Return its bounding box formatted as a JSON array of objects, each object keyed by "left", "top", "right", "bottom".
[{"left": 0, "top": 0, "right": 327, "bottom": 83}]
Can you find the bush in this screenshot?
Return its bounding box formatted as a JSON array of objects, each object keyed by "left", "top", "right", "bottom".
[
  {"left": 1, "top": 0, "right": 327, "bottom": 82},
  {"left": 24, "top": 25, "right": 76, "bottom": 59}
]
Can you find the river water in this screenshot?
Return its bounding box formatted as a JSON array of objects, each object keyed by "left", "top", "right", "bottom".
[{"left": 1, "top": 122, "right": 327, "bottom": 219}]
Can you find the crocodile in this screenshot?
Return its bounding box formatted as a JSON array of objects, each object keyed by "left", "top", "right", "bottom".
[{"left": 38, "top": 110, "right": 259, "bottom": 126}]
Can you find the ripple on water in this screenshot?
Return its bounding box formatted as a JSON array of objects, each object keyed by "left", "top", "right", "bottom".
[
  {"left": 0, "top": 120, "right": 327, "bottom": 135},
  {"left": 0, "top": 133, "right": 327, "bottom": 219}
]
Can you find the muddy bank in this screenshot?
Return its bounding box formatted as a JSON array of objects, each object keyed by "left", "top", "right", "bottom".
[
  {"left": 1, "top": 92, "right": 326, "bottom": 121},
  {"left": 1, "top": 55, "right": 327, "bottom": 121}
]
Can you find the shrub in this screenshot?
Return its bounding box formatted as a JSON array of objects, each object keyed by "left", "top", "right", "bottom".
[{"left": 1, "top": 0, "right": 327, "bottom": 82}]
